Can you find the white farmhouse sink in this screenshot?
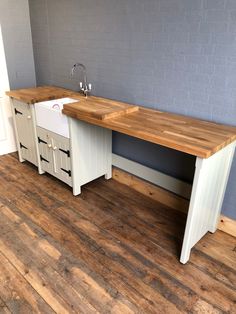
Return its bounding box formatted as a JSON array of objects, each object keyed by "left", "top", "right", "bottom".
[{"left": 35, "top": 97, "right": 78, "bottom": 138}]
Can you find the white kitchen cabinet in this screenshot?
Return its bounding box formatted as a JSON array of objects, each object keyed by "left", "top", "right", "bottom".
[
  {"left": 10, "top": 98, "right": 113, "bottom": 195},
  {"left": 37, "top": 126, "right": 72, "bottom": 186},
  {"left": 11, "top": 99, "right": 39, "bottom": 166}
]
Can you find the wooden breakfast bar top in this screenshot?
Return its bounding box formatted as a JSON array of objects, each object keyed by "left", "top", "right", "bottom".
[
  {"left": 62, "top": 92, "right": 236, "bottom": 264},
  {"left": 63, "top": 100, "right": 236, "bottom": 159},
  {"left": 6, "top": 85, "right": 236, "bottom": 159}
]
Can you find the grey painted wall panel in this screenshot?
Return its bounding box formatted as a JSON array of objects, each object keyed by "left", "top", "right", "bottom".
[
  {"left": 0, "top": 0, "right": 36, "bottom": 89},
  {"left": 29, "top": 0, "right": 236, "bottom": 219}
]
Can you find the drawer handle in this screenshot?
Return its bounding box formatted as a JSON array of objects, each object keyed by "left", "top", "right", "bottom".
[
  {"left": 14, "top": 108, "right": 22, "bottom": 115},
  {"left": 59, "top": 148, "right": 70, "bottom": 157},
  {"left": 38, "top": 137, "right": 47, "bottom": 145},
  {"left": 20, "top": 142, "right": 28, "bottom": 150},
  {"left": 40, "top": 155, "right": 49, "bottom": 163},
  {"left": 61, "top": 168, "right": 71, "bottom": 177}
]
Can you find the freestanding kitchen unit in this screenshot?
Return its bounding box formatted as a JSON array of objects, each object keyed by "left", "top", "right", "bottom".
[
  {"left": 6, "top": 86, "right": 236, "bottom": 264},
  {"left": 7, "top": 86, "right": 113, "bottom": 195}
]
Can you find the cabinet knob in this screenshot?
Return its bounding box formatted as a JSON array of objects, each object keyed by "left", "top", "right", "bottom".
[
  {"left": 52, "top": 146, "right": 57, "bottom": 151},
  {"left": 27, "top": 115, "right": 31, "bottom": 120},
  {"left": 48, "top": 143, "right": 52, "bottom": 148}
]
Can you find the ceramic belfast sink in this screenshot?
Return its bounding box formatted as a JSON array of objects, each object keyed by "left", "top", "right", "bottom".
[{"left": 35, "top": 97, "right": 78, "bottom": 138}]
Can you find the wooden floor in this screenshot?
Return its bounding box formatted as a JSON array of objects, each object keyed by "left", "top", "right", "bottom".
[{"left": 0, "top": 154, "right": 235, "bottom": 314}]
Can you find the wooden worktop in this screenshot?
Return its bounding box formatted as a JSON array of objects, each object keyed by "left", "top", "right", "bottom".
[
  {"left": 63, "top": 99, "right": 236, "bottom": 158},
  {"left": 6, "top": 86, "right": 236, "bottom": 158},
  {"left": 6, "top": 85, "right": 139, "bottom": 120},
  {"left": 5, "top": 86, "right": 82, "bottom": 104},
  {"left": 64, "top": 98, "right": 139, "bottom": 120}
]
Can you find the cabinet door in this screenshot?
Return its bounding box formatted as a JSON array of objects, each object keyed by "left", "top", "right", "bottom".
[
  {"left": 37, "top": 126, "right": 53, "bottom": 174},
  {"left": 37, "top": 127, "right": 72, "bottom": 186},
  {"left": 50, "top": 131, "right": 72, "bottom": 186},
  {"left": 13, "top": 100, "right": 37, "bottom": 165}
]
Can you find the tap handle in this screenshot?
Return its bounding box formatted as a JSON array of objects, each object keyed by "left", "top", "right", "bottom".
[{"left": 79, "top": 82, "right": 83, "bottom": 89}]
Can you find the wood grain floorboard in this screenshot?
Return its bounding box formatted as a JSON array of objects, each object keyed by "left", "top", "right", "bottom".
[
  {"left": 0, "top": 153, "right": 235, "bottom": 313},
  {"left": 0, "top": 250, "right": 55, "bottom": 314},
  {"left": 0, "top": 296, "right": 12, "bottom": 314}
]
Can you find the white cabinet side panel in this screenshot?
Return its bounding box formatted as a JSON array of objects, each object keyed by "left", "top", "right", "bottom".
[
  {"left": 180, "top": 141, "right": 236, "bottom": 264},
  {"left": 12, "top": 100, "right": 37, "bottom": 165},
  {"left": 69, "top": 118, "right": 112, "bottom": 195}
]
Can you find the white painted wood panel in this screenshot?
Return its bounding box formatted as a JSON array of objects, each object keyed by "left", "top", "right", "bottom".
[
  {"left": 69, "top": 118, "right": 112, "bottom": 195},
  {"left": 12, "top": 100, "right": 37, "bottom": 165},
  {"left": 37, "top": 126, "right": 72, "bottom": 186},
  {"left": 37, "top": 126, "right": 53, "bottom": 174},
  {"left": 50, "top": 131, "right": 72, "bottom": 186},
  {"left": 180, "top": 141, "right": 236, "bottom": 263}
]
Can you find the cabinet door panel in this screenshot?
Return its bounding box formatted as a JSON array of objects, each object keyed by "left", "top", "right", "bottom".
[
  {"left": 50, "top": 132, "right": 72, "bottom": 186},
  {"left": 37, "top": 127, "right": 53, "bottom": 174},
  {"left": 37, "top": 127, "right": 72, "bottom": 186},
  {"left": 13, "top": 100, "right": 37, "bottom": 165}
]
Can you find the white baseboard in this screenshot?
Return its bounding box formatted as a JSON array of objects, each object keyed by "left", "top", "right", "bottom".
[
  {"left": 0, "top": 147, "right": 17, "bottom": 156},
  {"left": 112, "top": 154, "right": 192, "bottom": 199}
]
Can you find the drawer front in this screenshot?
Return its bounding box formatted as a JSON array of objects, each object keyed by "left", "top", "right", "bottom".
[{"left": 13, "top": 100, "right": 37, "bottom": 165}]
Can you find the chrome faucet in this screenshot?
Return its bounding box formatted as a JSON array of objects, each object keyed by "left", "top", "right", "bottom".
[{"left": 71, "top": 63, "right": 92, "bottom": 97}]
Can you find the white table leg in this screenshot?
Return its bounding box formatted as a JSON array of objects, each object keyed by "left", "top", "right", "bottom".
[{"left": 180, "top": 141, "right": 236, "bottom": 264}]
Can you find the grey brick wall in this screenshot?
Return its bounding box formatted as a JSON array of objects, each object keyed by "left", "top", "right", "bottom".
[
  {"left": 29, "top": 0, "right": 236, "bottom": 219},
  {"left": 0, "top": 0, "right": 36, "bottom": 89}
]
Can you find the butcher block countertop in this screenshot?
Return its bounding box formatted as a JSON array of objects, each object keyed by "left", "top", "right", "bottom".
[
  {"left": 63, "top": 103, "right": 236, "bottom": 158},
  {"left": 64, "top": 98, "right": 139, "bottom": 121},
  {"left": 5, "top": 86, "right": 81, "bottom": 104},
  {"left": 6, "top": 85, "right": 139, "bottom": 120},
  {"left": 6, "top": 86, "right": 236, "bottom": 158}
]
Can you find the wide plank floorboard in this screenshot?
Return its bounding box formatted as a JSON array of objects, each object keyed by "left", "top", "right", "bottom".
[{"left": 0, "top": 153, "right": 235, "bottom": 314}]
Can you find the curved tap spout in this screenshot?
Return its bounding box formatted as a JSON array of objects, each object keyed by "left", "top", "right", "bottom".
[{"left": 70, "top": 63, "right": 91, "bottom": 97}]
